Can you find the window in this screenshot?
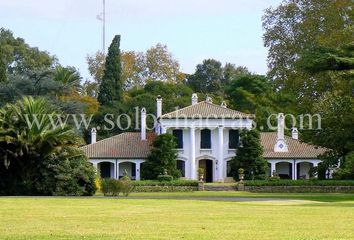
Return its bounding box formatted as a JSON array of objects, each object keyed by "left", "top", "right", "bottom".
[
  {"left": 172, "top": 129, "right": 183, "bottom": 149},
  {"left": 229, "top": 129, "right": 239, "bottom": 149},
  {"left": 200, "top": 129, "right": 211, "bottom": 149}
]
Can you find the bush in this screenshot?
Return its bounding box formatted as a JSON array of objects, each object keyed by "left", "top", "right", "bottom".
[
  {"left": 120, "top": 175, "right": 133, "bottom": 196},
  {"left": 101, "top": 177, "right": 132, "bottom": 197},
  {"left": 157, "top": 175, "right": 173, "bottom": 182}
]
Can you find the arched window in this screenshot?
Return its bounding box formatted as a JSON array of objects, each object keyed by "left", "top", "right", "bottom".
[
  {"left": 200, "top": 129, "right": 211, "bottom": 149},
  {"left": 176, "top": 160, "right": 185, "bottom": 177}
]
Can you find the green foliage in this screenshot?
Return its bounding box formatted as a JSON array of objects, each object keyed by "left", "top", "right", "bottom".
[
  {"left": 299, "top": 43, "right": 354, "bottom": 73},
  {"left": 0, "top": 28, "right": 55, "bottom": 74},
  {"left": 263, "top": 0, "right": 354, "bottom": 100},
  {"left": 332, "top": 152, "right": 354, "bottom": 180},
  {"left": 0, "top": 48, "right": 6, "bottom": 83},
  {"left": 141, "top": 134, "right": 180, "bottom": 180},
  {"left": 230, "top": 129, "right": 268, "bottom": 180},
  {"left": 53, "top": 66, "right": 82, "bottom": 96},
  {"left": 132, "top": 180, "right": 198, "bottom": 186},
  {"left": 157, "top": 175, "right": 173, "bottom": 182},
  {"left": 132, "top": 179, "right": 198, "bottom": 192},
  {"left": 100, "top": 177, "right": 133, "bottom": 196},
  {"left": 101, "top": 178, "right": 122, "bottom": 196},
  {"left": 188, "top": 59, "right": 223, "bottom": 94},
  {"left": 244, "top": 180, "right": 354, "bottom": 186},
  {"left": 120, "top": 175, "right": 133, "bottom": 196},
  {"left": 302, "top": 93, "right": 354, "bottom": 161},
  {"left": 98, "top": 35, "right": 123, "bottom": 105},
  {"left": 0, "top": 97, "right": 96, "bottom": 195}
]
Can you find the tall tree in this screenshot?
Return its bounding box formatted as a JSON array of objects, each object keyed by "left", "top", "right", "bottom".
[
  {"left": 97, "top": 35, "right": 123, "bottom": 105},
  {"left": 0, "top": 28, "right": 55, "bottom": 74},
  {"left": 222, "top": 63, "right": 251, "bottom": 86},
  {"left": 86, "top": 51, "right": 106, "bottom": 85},
  {"left": 263, "top": 0, "right": 354, "bottom": 102},
  {"left": 0, "top": 48, "right": 6, "bottom": 83},
  {"left": 188, "top": 59, "right": 223, "bottom": 94},
  {"left": 121, "top": 51, "right": 146, "bottom": 89},
  {"left": 230, "top": 129, "right": 268, "bottom": 180},
  {"left": 141, "top": 134, "right": 180, "bottom": 180},
  {"left": 145, "top": 43, "right": 184, "bottom": 83},
  {"left": 302, "top": 93, "right": 354, "bottom": 165}
]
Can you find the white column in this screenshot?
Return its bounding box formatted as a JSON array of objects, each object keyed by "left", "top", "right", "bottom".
[
  {"left": 189, "top": 127, "right": 196, "bottom": 180},
  {"left": 270, "top": 162, "right": 276, "bottom": 176},
  {"left": 313, "top": 161, "right": 318, "bottom": 178},
  {"left": 292, "top": 161, "right": 296, "bottom": 180},
  {"left": 217, "top": 127, "right": 224, "bottom": 182},
  {"left": 114, "top": 161, "right": 118, "bottom": 179},
  {"left": 116, "top": 162, "right": 120, "bottom": 179},
  {"left": 136, "top": 162, "right": 141, "bottom": 181}
]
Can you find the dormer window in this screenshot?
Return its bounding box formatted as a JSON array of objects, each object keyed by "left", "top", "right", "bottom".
[
  {"left": 229, "top": 129, "right": 240, "bottom": 149},
  {"left": 172, "top": 129, "right": 183, "bottom": 149},
  {"left": 200, "top": 129, "right": 211, "bottom": 149}
]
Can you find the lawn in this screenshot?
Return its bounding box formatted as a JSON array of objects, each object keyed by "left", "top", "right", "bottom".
[{"left": 0, "top": 192, "right": 353, "bottom": 240}]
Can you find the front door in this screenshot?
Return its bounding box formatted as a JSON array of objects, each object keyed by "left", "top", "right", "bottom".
[{"left": 199, "top": 159, "right": 213, "bottom": 182}]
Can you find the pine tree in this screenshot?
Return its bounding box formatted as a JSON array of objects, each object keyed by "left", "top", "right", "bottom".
[
  {"left": 230, "top": 129, "right": 268, "bottom": 180},
  {"left": 0, "top": 48, "right": 6, "bottom": 83},
  {"left": 97, "top": 35, "right": 123, "bottom": 105}
]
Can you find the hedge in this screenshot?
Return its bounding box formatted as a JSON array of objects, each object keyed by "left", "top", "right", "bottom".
[
  {"left": 244, "top": 180, "right": 354, "bottom": 186},
  {"left": 132, "top": 180, "right": 198, "bottom": 187}
]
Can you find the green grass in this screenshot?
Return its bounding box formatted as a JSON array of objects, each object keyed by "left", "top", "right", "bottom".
[{"left": 1, "top": 192, "right": 354, "bottom": 240}]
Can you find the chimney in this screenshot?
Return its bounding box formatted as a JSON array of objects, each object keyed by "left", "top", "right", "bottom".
[
  {"left": 141, "top": 107, "right": 146, "bottom": 141},
  {"left": 156, "top": 95, "right": 162, "bottom": 118},
  {"left": 191, "top": 93, "right": 198, "bottom": 105},
  {"left": 91, "top": 128, "right": 97, "bottom": 144},
  {"left": 292, "top": 127, "right": 298, "bottom": 140},
  {"left": 206, "top": 96, "right": 213, "bottom": 103},
  {"left": 277, "top": 113, "right": 285, "bottom": 140},
  {"left": 221, "top": 101, "right": 227, "bottom": 108},
  {"left": 274, "top": 113, "right": 288, "bottom": 152}
]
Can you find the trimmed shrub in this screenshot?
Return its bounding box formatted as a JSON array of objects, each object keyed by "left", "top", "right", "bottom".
[
  {"left": 244, "top": 179, "right": 354, "bottom": 186},
  {"left": 157, "top": 175, "right": 173, "bottom": 182},
  {"left": 133, "top": 180, "right": 198, "bottom": 187},
  {"left": 120, "top": 175, "right": 133, "bottom": 196}
]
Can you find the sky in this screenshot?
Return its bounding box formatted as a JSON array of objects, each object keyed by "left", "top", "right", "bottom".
[{"left": 0, "top": 0, "right": 282, "bottom": 80}]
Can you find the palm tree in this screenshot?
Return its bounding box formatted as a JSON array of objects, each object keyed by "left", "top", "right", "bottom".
[
  {"left": 53, "top": 66, "right": 82, "bottom": 96},
  {"left": 0, "top": 96, "right": 86, "bottom": 194}
]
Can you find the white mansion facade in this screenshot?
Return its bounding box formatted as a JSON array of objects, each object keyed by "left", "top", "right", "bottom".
[{"left": 82, "top": 94, "right": 326, "bottom": 182}]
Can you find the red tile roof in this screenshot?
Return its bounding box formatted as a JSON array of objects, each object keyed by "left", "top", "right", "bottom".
[
  {"left": 81, "top": 131, "right": 326, "bottom": 159},
  {"left": 260, "top": 132, "right": 327, "bottom": 159},
  {"left": 81, "top": 132, "right": 155, "bottom": 159}
]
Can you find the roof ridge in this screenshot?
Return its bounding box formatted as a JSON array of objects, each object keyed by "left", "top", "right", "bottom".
[
  {"left": 82, "top": 132, "right": 130, "bottom": 147},
  {"left": 159, "top": 101, "right": 207, "bottom": 118},
  {"left": 159, "top": 100, "right": 254, "bottom": 119}
]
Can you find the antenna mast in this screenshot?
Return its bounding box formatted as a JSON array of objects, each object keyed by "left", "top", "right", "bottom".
[
  {"left": 102, "top": 0, "right": 105, "bottom": 54},
  {"left": 97, "top": 0, "right": 106, "bottom": 54}
]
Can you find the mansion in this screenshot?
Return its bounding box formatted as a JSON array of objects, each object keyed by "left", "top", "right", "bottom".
[{"left": 81, "top": 94, "right": 326, "bottom": 182}]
